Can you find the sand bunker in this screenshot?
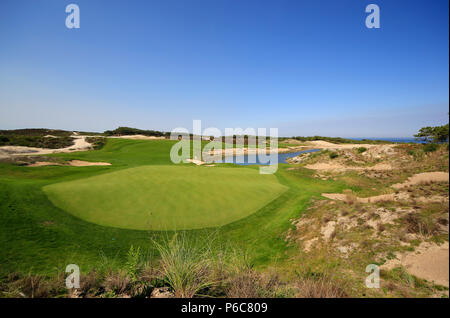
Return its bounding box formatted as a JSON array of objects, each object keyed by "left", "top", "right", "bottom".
[
  {"left": 28, "top": 160, "right": 111, "bottom": 167},
  {"left": 68, "top": 160, "right": 111, "bottom": 166},
  {"left": 186, "top": 159, "right": 205, "bottom": 165},
  {"left": 392, "top": 172, "right": 449, "bottom": 189},
  {"left": 382, "top": 242, "right": 449, "bottom": 288}
]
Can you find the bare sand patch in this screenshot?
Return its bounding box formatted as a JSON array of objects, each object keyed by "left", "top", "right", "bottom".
[
  {"left": 303, "top": 238, "right": 318, "bottom": 252},
  {"left": 362, "top": 144, "right": 396, "bottom": 158},
  {"left": 68, "top": 160, "right": 111, "bottom": 166},
  {"left": 392, "top": 172, "right": 449, "bottom": 189},
  {"left": 382, "top": 242, "right": 449, "bottom": 288},
  {"left": 283, "top": 139, "right": 306, "bottom": 145},
  {"left": 304, "top": 140, "right": 393, "bottom": 151},
  {"left": 321, "top": 221, "right": 336, "bottom": 241},
  {"left": 186, "top": 159, "right": 205, "bottom": 165},
  {"left": 322, "top": 192, "right": 396, "bottom": 203},
  {"left": 28, "top": 160, "right": 111, "bottom": 167},
  {"left": 305, "top": 162, "right": 392, "bottom": 172}
]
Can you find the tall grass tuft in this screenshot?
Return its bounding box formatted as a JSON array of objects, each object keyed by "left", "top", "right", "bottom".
[{"left": 153, "top": 233, "right": 217, "bottom": 298}]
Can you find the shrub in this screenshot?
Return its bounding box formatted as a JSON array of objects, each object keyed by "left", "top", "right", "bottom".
[
  {"left": 125, "top": 245, "right": 142, "bottom": 282},
  {"left": 225, "top": 271, "right": 286, "bottom": 298},
  {"left": 79, "top": 271, "right": 103, "bottom": 296},
  {"left": 104, "top": 270, "right": 132, "bottom": 295},
  {"left": 104, "top": 127, "right": 165, "bottom": 137},
  {"left": 0, "top": 135, "right": 74, "bottom": 148},
  {"left": 404, "top": 213, "right": 438, "bottom": 236},
  {"left": 294, "top": 272, "right": 348, "bottom": 298},
  {"left": 423, "top": 143, "right": 438, "bottom": 153},
  {"left": 357, "top": 147, "right": 367, "bottom": 153},
  {"left": 329, "top": 152, "right": 338, "bottom": 159},
  {"left": 85, "top": 137, "right": 106, "bottom": 150}
]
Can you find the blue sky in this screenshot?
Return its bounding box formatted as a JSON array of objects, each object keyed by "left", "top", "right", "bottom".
[{"left": 0, "top": 0, "right": 448, "bottom": 137}]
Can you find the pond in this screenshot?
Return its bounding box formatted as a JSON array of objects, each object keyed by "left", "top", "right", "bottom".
[{"left": 215, "top": 148, "right": 320, "bottom": 165}]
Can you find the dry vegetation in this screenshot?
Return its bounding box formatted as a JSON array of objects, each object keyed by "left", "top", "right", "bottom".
[
  {"left": 285, "top": 143, "right": 449, "bottom": 297},
  {"left": 0, "top": 236, "right": 347, "bottom": 298}
]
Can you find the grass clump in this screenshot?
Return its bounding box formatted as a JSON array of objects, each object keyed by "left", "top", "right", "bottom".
[
  {"left": 329, "top": 152, "right": 338, "bottom": 159},
  {"left": 85, "top": 137, "right": 107, "bottom": 150},
  {"left": 423, "top": 143, "right": 439, "bottom": 153},
  {"left": 153, "top": 234, "right": 218, "bottom": 298},
  {"left": 403, "top": 213, "right": 439, "bottom": 236},
  {"left": 356, "top": 147, "right": 367, "bottom": 154}
]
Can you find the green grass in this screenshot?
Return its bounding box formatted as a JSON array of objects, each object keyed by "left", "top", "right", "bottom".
[
  {"left": 0, "top": 138, "right": 344, "bottom": 277},
  {"left": 43, "top": 165, "right": 287, "bottom": 230}
]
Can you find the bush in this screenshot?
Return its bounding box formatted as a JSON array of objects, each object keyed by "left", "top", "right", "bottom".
[
  {"left": 125, "top": 245, "right": 142, "bottom": 282},
  {"left": 86, "top": 137, "right": 106, "bottom": 150},
  {"left": 329, "top": 152, "right": 338, "bottom": 159},
  {"left": 404, "top": 213, "right": 438, "bottom": 236},
  {"left": 0, "top": 135, "right": 74, "bottom": 149},
  {"left": 104, "top": 127, "right": 165, "bottom": 137},
  {"left": 357, "top": 147, "right": 367, "bottom": 153},
  {"left": 423, "top": 143, "right": 438, "bottom": 153},
  {"left": 104, "top": 270, "right": 132, "bottom": 295}
]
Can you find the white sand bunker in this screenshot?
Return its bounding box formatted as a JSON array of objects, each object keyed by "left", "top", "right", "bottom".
[
  {"left": 382, "top": 242, "right": 449, "bottom": 288},
  {"left": 68, "top": 160, "right": 111, "bottom": 166},
  {"left": 186, "top": 159, "right": 205, "bottom": 165},
  {"left": 392, "top": 172, "right": 449, "bottom": 189},
  {"left": 28, "top": 160, "right": 111, "bottom": 167}
]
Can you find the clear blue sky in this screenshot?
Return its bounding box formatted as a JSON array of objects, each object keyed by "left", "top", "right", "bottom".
[{"left": 0, "top": 0, "right": 448, "bottom": 137}]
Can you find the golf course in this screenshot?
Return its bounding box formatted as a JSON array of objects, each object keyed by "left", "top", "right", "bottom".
[{"left": 0, "top": 138, "right": 345, "bottom": 275}]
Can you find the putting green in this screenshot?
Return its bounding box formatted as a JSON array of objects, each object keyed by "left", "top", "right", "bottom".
[{"left": 43, "top": 165, "right": 288, "bottom": 230}]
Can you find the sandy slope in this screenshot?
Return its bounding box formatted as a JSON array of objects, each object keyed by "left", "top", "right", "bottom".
[
  {"left": 0, "top": 135, "right": 93, "bottom": 159},
  {"left": 382, "top": 242, "right": 449, "bottom": 288},
  {"left": 392, "top": 172, "right": 449, "bottom": 189}
]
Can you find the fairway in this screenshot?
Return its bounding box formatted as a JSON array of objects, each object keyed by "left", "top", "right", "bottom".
[{"left": 43, "top": 165, "right": 288, "bottom": 230}]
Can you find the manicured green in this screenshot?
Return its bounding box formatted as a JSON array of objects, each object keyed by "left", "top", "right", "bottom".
[{"left": 43, "top": 165, "right": 287, "bottom": 230}]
